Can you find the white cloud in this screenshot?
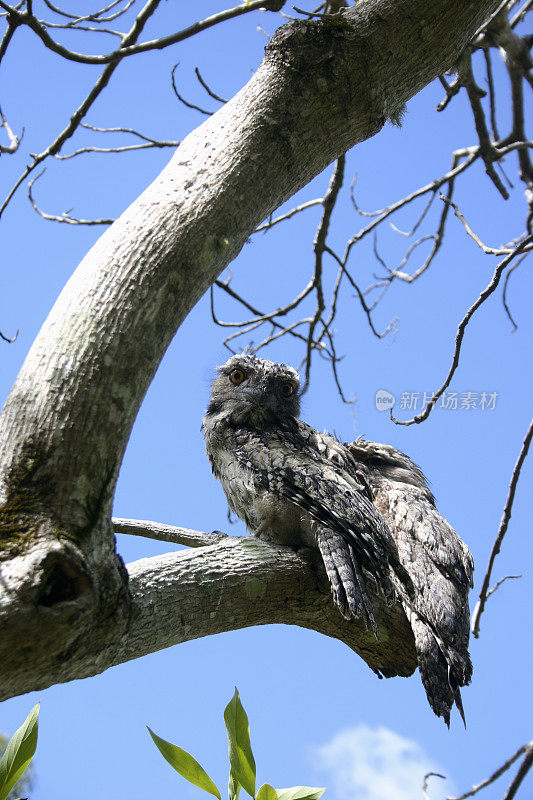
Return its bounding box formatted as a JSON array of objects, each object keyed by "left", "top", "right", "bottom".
[{"left": 313, "top": 725, "right": 453, "bottom": 800}]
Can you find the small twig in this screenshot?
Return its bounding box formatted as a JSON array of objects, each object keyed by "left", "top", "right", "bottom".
[
  {"left": 381, "top": 169, "right": 457, "bottom": 285},
  {"left": 485, "top": 573, "right": 522, "bottom": 600},
  {"left": 511, "top": 0, "right": 533, "bottom": 27},
  {"left": 447, "top": 742, "right": 533, "bottom": 800},
  {"left": 344, "top": 149, "right": 479, "bottom": 263},
  {"left": 0, "top": 104, "right": 21, "bottom": 153},
  {"left": 250, "top": 318, "right": 311, "bottom": 352},
  {"left": 212, "top": 277, "right": 314, "bottom": 329},
  {"left": 255, "top": 199, "right": 322, "bottom": 232},
  {"left": 331, "top": 249, "right": 396, "bottom": 339},
  {"left": 302, "top": 155, "right": 345, "bottom": 392},
  {"left": 0, "top": 15, "right": 17, "bottom": 65},
  {"left": 389, "top": 192, "right": 436, "bottom": 237},
  {"left": 28, "top": 170, "right": 114, "bottom": 225},
  {"left": 423, "top": 772, "right": 446, "bottom": 800},
  {"left": 171, "top": 62, "right": 213, "bottom": 116},
  {"left": 211, "top": 281, "right": 309, "bottom": 348},
  {"left": 55, "top": 140, "right": 179, "bottom": 159},
  {"left": 0, "top": 328, "right": 18, "bottom": 343},
  {"left": 391, "top": 235, "right": 533, "bottom": 426},
  {"left": 321, "top": 326, "right": 354, "bottom": 405},
  {"left": 473, "top": 0, "right": 520, "bottom": 40},
  {"left": 458, "top": 52, "right": 509, "bottom": 199},
  {"left": 437, "top": 74, "right": 462, "bottom": 112},
  {"left": 42, "top": 0, "right": 135, "bottom": 24},
  {"left": 195, "top": 67, "right": 227, "bottom": 103},
  {"left": 483, "top": 49, "right": 500, "bottom": 141},
  {"left": 55, "top": 121, "right": 180, "bottom": 158},
  {"left": 502, "top": 254, "right": 527, "bottom": 330},
  {"left": 471, "top": 415, "right": 533, "bottom": 637},
  {"left": 113, "top": 518, "right": 229, "bottom": 547},
  {"left": 441, "top": 195, "right": 531, "bottom": 254},
  {"left": 292, "top": 5, "right": 332, "bottom": 18}
]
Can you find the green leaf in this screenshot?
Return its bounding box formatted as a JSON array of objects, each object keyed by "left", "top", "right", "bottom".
[
  {"left": 223, "top": 689, "right": 256, "bottom": 798},
  {"left": 276, "top": 788, "right": 326, "bottom": 800},
  {"left": 0, "top": 704, "right": 39, "bottom": 800},
  {"left": 228, "top": 770, "right": 241, "bottom": 800},
  {"left": 256, "top": 784, "right": 278, "bottom": 800},
  {"left": 147, "top": 727, "right": 221, "bottom": 799}
]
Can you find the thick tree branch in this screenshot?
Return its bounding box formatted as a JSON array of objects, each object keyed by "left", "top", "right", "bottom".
[{"left": 0, "top": 535, "right": 417, "bottom": 701}]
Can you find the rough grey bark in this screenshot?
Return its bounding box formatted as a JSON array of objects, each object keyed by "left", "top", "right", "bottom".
[
  {"left": 0, "top": 536, "right": 417, "bottom": 702},
  {"left": 0, "top": 0, "right": 500, "bottom": 701}
]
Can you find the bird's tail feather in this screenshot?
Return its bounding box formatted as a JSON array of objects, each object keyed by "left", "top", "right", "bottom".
[
  {"left": 317, "top": 530, "right": 378, "bottom": 637},
  {"left": 412, "top": 617, "right": 472, "bottom": 727}
]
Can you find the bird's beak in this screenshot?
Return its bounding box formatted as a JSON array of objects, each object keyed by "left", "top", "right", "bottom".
[{"left": 241, "top": 386, "right": 265, "bottom": 403}]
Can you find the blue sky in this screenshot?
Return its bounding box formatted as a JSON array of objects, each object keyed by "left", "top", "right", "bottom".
[{"left": 1, "top": 3, "right": 532, "bottom": 799}]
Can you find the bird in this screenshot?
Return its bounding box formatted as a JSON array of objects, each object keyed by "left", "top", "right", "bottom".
[{"left": 202, "top": 353, "right": 473, "bottom": 725}]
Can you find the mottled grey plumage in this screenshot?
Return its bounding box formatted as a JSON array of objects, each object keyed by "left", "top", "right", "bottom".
[
  {"left": 347, "top": 439, "right": 473, "bottom": 725},
  {"left": 202, "top": 354, "right": 473, "bottom": 725}
]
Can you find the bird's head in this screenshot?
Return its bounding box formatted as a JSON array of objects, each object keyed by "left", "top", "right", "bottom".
[{"left": 206, "top": 354, "right": 301, "bottom": 425}]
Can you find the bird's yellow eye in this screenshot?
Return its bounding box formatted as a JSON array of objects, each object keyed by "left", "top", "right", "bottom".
[
  {"left": 229, "top": 368, "right": 246, "bottom": 385},
  {"left": 280, "top": 382, "right": 294, "bottom": 398}
]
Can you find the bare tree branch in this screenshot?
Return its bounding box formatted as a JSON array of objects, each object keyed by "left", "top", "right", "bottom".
[
  {"left": 54, "top": 122, "right": 179, "bottom": 159},
  {"left": 0, "top": 104, "right": 21, "bottom": 153},
  {"left": 28, "top": 170, "right": 115, "bottom": 225},
  {"left": 194, "top": 66, "right": 228, "bottom": 104},
  {"left": 458, "top": 50, "right": 509, "bottom": 198},
  {"left": 0, "top": 0, "right": 163, "bottom": 219},
  {"left": 171, "top": 62, "right": 213, "bottom": 116},
  {"left": 471, "top": 415, "right": 533, "bottom": 637},
  {"left": 113, "top": 517, "right": 229, "bottom": 547},
  {"left": 483, "top": 48, "right": 500, "bottom": 140},
  {"left": 502, "top": 744, "right": 533, "bottom": 800},
  {"left": 511, "top": 0, "right": 533, "bottom": 26},
  {"left": 485, "top": 573, "right": 522, "bottom": 600},
  {"left": 0, "top": 0, "right": 284, "bottom": 66},
  {"left": 441, "top": 195, "right": 531, "bottom": 254},
  {"left": 0, "top": 328, "right": 18, "bottom": 343},
  {"left": 301, "top": 154, "right": 345, "bottom": 391},
  {"left": 255, "top": 199, "right": 323, "bottom": 232},
  {"left": 391, "top": 235, "right": 533, "bottom": 426},
  {"left": 41, "top": 0, "right": 136, "bottom": 24},
  {"left": 501, "top": 255, "right": 527, "bottom": 329},
  {"left": 448, "top": 742, "right": 533, "bottom": 800},
  {"left": 423, "top": 773, "right": 446, "bottom": 800}
]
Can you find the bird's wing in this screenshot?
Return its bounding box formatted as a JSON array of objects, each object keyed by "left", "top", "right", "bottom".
[
  {"left": 346, "top": 439, "right": 474, "bottom": 724},
  {"left": 374, "top": 481, "right": 473, "bottom": 656},
  {"left": 232, "top": 421, "right": 408, "bottom": 604},
  {"left": 373, "top": 477, "right": 472, "bottom": 725}
]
